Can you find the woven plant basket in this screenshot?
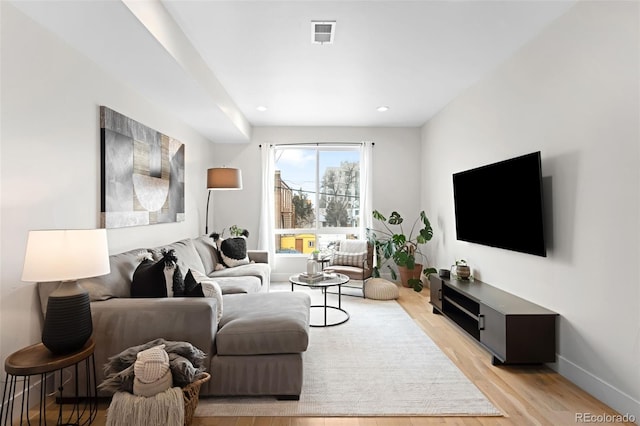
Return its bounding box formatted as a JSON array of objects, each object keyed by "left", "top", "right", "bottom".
[{"left": 182, "top": 372, "right": 211, "bottom": 426}]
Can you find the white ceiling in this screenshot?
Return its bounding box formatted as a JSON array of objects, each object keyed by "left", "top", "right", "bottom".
[{"left": 10, "top": 0, "right": 576, "bottom": 143}]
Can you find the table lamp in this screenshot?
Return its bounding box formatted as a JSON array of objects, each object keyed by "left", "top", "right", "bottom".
[
  {"left": 22, "top": 229, "right": 110, "bottom": 355},
  {"left": 205, "top": 167, "right": 243, "bottom": 234}
]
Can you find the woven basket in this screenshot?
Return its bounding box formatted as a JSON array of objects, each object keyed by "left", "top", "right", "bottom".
[{"left": 182, "top": 372, "right": 211, "bottom": 426}]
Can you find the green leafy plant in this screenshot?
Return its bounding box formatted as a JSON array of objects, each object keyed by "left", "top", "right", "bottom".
[
  {"left": 228, "top": 225, "right": 245, "bottom": 237},
  {"left": 367, "top": 210, "right": 437, "bottom": 292}
]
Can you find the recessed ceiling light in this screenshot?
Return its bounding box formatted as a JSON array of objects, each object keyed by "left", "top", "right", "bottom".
[
  {"left": 256, "top": 106, "right": 268, "bottom": 112},
  {"left": 376, "top": 106, "right": 390, "bottom": 112}
]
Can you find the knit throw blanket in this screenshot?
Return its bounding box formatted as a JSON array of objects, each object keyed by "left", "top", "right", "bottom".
[
  {"left": 99, "top": 338, "right": 207, "bottom": 394},
  {"left": 106, "top": 387, "right": 184, "bottom": 426}
]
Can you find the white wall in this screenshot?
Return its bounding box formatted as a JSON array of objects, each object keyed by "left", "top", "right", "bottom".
[
  {"left": 0, "top": 3, "right": 215, "bottom": 370},
  {"left": 211, "top": 126, "right": 422, "bottom": 279},
  {"left": 421, "top": 0, "right": 639, "bottom": 419}
]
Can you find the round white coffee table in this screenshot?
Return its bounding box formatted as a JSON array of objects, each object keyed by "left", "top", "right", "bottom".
[{"left": 289, "top": 273, "right": 350, "bottom": 327}]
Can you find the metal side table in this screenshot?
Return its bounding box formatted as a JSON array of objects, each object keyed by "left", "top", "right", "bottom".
[{"left": 1, "top": 338, "right": 98, "bottom": 425}]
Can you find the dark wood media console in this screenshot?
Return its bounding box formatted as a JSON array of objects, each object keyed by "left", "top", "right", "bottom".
[{"left": 429, "top": 275, "right": 558, "bottom": 365}]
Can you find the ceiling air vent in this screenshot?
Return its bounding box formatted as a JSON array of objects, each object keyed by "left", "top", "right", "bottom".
[{"left": 311, "top": 21, "right": 336, "bottom": 45}]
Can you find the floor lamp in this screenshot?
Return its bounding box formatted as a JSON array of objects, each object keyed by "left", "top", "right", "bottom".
[
  {"left": 206, "top": 167, "right": 243, "bottom": 235},
  {"left": 21, "top": 229, "right": 110, "bottom": 354}
]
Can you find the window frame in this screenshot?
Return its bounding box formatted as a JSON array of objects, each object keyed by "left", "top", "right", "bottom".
[{"left": 273, "top": 144, "right": 362, "bottom": 257}]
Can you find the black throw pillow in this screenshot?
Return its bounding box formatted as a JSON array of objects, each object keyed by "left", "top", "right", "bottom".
[
  {"left": 210, "top": 230, "right": 250, "bottom": 268},
  {"left": 132, "top": 250, "right": 184, "bottom": 298},
  {"left": 182, "top": 270, "right": 204, "bottom": 298}
]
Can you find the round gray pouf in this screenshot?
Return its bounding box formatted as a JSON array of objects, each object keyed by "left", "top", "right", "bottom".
[{"left": 364, "top": 278, "right": 399, "bottom": 300}]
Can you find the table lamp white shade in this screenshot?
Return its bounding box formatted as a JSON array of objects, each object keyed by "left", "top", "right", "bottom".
[
  {"left": 22, "top": 229, "right": 110, "bottom": 282},
  {"left": 22, "top": 229, "right": 110, "bottom": 354},
  {"left": 207, "top": 167, "right": 243, "bottom": 190}
]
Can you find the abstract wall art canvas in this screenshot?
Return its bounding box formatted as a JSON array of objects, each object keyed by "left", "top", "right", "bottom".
[{"left": 100, "top": 106, "right": 185, "bottom": 228}]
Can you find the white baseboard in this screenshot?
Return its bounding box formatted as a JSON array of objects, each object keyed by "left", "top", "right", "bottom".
[{"left": 552, "top": 356, "right": 639, "bottom": 424}]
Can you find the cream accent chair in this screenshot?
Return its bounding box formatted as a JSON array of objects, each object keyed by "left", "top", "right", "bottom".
[{"left": 324, "top": 240, "right": 374, "bottom": 297}]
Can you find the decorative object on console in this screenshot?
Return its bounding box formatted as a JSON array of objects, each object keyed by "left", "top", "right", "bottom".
[
  {"left": 205, "top": 167, "right": 243, "bottom": 234},
  {"left": 21, "top": 229, "right": 110, "bottom": 355},
  {"left": 452, "top": 259, "right": 471, "bottom": 280},
  {"left": 367, "top": 210, "right": 437, "bottom": 292},
  {"left": 438, "top": 269, "right": 450, "bottom": 279},
  {"left": 100, "top": 106, "right": 185, "bottom": 229},
  {"left": 211, "top": 230, "right": 250, "bottom": 268}
]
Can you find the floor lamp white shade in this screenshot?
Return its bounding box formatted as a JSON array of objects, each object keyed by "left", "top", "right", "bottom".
[
  {"left": 22, "top": 229, "right": 110, "bottom": 354},
  {"left": 206, "top": 167, "right": 243, "bottom": 234}
]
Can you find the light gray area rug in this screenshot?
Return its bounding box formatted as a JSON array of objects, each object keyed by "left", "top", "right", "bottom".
[{"left": 196, "top": 284, "right": 502, "bottom": 417}]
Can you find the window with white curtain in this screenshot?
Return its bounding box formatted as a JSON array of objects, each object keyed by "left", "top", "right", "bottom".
[{"left": 273, "top": 144, "right": 363, "bottom": 256}]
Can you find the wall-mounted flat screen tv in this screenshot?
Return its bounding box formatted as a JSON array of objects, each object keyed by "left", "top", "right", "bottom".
[{"left": 452, "top": 151, "right": 546, "bottom": 257}]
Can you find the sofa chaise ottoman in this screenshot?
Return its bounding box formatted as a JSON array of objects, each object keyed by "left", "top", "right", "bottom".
[
  {"left": 37, "top": 235, "right": 311, "bottom": 398},
  {"left": 212, "top": 292, "right": 310, "bottom": 398}
]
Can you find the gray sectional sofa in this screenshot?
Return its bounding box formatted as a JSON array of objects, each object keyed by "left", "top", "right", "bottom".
[{"left": 37, "top": 235, "right": 311, "bottom": 399}]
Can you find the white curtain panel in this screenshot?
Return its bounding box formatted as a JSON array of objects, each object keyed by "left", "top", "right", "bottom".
[
  {"left": 258, "top": 143, "right": 277, "bottom": 268},
  {"left": 359, "top": 141, "right": 374, "bottom": 240}
]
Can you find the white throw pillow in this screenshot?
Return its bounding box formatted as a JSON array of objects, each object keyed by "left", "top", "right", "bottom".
[
  {"left": 190, "top": 270, "right": 223, "bottom": 322},
  {"left": 332, "top": 251, "right": 367, "bottom": 267}
]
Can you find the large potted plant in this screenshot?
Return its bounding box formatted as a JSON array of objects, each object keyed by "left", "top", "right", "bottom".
[{"left": 367, "top": 210, "right": 437, "bottom": 292}]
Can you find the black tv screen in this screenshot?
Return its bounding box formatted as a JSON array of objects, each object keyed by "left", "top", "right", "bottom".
[{"left": 453, "top": 152, "right": 546, "bottom": 257}]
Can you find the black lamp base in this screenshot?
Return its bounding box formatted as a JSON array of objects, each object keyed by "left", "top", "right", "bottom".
[{"left": 42, "top": 281, "right": 92, "bottom": 355}]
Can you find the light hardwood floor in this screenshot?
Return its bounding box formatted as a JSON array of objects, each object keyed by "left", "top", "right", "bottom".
[{"left": 38, "top": 285, "right": 634, "bottom": 426}]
